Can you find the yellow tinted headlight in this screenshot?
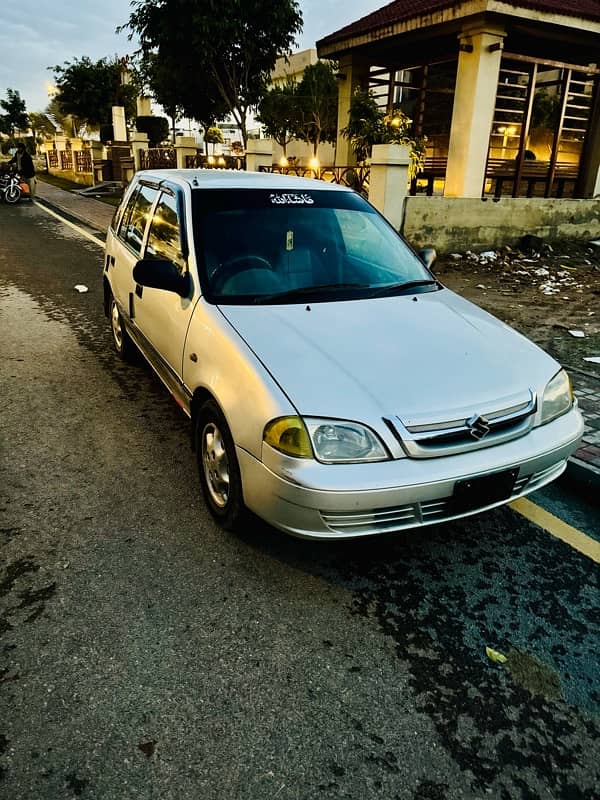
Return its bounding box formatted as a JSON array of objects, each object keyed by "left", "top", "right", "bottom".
[
  {"left": 540, "top": 369, "right": 574, "bottom": 425},
  {"left": 264, "top": 416, "right": 313, "bottom": 458}
]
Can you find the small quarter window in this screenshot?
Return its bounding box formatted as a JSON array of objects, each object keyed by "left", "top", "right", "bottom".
[
  {"left": 145, "top": 192, "right": 186, "bottom": 273},
  {"left": 120, "top": 184, "right": 156, "bottom": 255}
]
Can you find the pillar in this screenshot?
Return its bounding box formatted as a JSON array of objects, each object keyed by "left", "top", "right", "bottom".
[
  {"left": 578, "top": 79, "right": 600, "bottom": 197},
  {"left": 334, "top": 54, "right": 370, "bottom": 167},
  {"left": 136, "top": 96, "right": 152, "bottom": 117},
  {"left": 112, "top": 106, "right": 128, "bottom": 142},
  {"left": 444, "top": 23, "right": 506, "bottom": 198},
  {"left": 245, "top": 139, "right": 273, "bottom": 171},
  {"left": 130, "top": 131, "right": 149, "bottom": 172},
  {"left": 369, "top": 143, "right": 410, "bottom": 231}
]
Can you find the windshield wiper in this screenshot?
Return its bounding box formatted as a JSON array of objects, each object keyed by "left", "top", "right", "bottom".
[
  {"left": 368, "top": 279, "right": 439, "bottom": 298},
  {"left": 253, "top": 283, "right": 369, "bottom": 304}
]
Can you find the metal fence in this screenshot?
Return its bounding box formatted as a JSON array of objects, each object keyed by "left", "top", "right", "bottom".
[
  {"left": 260, "top": 164, "right": 370, "bottom": 195},
  {"left": 140, "top": 148, "right": 176, "bottom": 170},
  {"left": 186, "top": 153, "right": 246, "bottom": 170},
  {"left": 60, "top": 150, "right": 73, "bottom": 170},
  {"left": 75, "top": 151, "right": 92, "bottom": 173}
]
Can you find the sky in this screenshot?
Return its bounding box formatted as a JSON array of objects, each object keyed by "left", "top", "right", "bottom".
[{"left": 0, "top": 0, "right": 384, "bottom": 113}]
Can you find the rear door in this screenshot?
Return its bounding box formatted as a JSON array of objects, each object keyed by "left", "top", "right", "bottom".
[{"left": 110, "top": 182, "right": 158, "bottom": 321}]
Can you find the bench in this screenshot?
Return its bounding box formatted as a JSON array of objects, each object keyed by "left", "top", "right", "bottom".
[
  {"left": 486, "top": 159, "right": 578, "bottom": 198},
  {"left": 410, "top": 157, "right": 447, "bottom": 196}
]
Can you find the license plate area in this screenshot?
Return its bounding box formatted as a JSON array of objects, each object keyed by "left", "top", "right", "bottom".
[{"left": 450, "top": 468, "right": 519, "bottom": 514}]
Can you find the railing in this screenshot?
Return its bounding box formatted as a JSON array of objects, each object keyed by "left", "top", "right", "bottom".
[
  {"left": 74, "top": 151, "right": 92, "bottom": 173},
  {"left": 140, "top": 147, "right": 176, "bottom": 170},
  {"left": 185, "top": 153, "right": 246, "bottom": 170},
  {"left": 60, "top": 150, "right": 73, "bottom": 170},
  {"left": 260, "top": 164, "right": 370, "bottom": 194}
]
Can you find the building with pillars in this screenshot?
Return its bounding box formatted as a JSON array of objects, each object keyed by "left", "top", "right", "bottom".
[{"left": 317, "top": 0, "right": 600, "bottom": 200}]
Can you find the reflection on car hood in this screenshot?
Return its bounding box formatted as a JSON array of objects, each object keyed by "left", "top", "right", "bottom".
[{"left": 219, "top": 289, "right": 558, "bottom": 421}]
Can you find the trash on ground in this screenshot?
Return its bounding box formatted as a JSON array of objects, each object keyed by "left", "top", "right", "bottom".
[
  {"left": 583, "top": 356, "right": 600, "bottom": 364},
  {"left": 540, "top": 282, "right": 560, "bottom": 295},
  {"left": 534, "top": 268, "right": 550, "bottom": 276},
  {"left": 74, "top": 284, "right": 89, "bottom": 293},
  {"left": 476, "top": 284, "right": 486, "bottom": 289},
  {"left": 486, "top": 646, "right": 508, "bottom": 664},
  {"left": 568, "top": 330, "right": 585, "bottom": 337}
]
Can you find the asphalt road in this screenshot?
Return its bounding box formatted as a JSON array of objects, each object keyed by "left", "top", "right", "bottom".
[{"left": 1, "top": 202, "right": 599, "bottom": 800}]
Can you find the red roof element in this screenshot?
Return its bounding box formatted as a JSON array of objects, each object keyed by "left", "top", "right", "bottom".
[{"left": 318, "top": 0, "right": 600, "bottom": 48}]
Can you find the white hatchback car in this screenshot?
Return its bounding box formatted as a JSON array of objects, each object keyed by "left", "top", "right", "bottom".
[{"left": 103, "top": 169, "right": 583, "bottom": 539}]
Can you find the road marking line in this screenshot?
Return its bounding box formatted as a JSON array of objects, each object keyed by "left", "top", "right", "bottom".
[
  {"left": 510, "top": 497, "right": 600, "bottom": 563},
  {"left": 34, "top": 201, "right": 105, "bottom": 248}
]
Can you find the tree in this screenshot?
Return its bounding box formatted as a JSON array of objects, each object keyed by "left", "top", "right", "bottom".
[
  {"left": 51, "top": 56, "right": 138, "bottom": 129},
  {"left": 0, "top": 89, "right": 29, "bottom": 135},
  {"left": 29, "top": 112, "right": 57, "bottom": 145},
  {"left": 341, "top": 87, "right": 426, "bottom": 179},
  {"left": 135, "top": 49, "right": 227, "bottom": 142},
  {"left": 257, "top": 81, "right": 299, "bottom": 156},
  {"left": 121, "top": 0, "right": 303, "bottom": 148},
  {"left": 45, "top": 97, "right": 75, "bottom": 136},
  {"left": 294, "top": 61, "right": 338, "bottom": 157},
  {"left": 135, "top": 115, "right": 169, "bottom": 146},
  {"left": 204, "top": 125, "right": 224, "bottom": 154}
]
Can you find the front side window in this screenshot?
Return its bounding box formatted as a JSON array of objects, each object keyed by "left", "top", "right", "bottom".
[
  {"left": 192, "top": 189, "right": 436, "bottom": 304},
  {"left": 145, "top": 191, "right": 186, "bottom": 274}
]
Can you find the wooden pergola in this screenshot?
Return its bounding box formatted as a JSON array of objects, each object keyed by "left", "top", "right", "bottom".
[{"left": 317, "top": 0, "right": 600, "bottom": 198}]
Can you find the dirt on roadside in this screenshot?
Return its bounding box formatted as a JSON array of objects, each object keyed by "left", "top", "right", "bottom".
[{"left": 433, "top": 238, "right": 600, "bottom": 379}]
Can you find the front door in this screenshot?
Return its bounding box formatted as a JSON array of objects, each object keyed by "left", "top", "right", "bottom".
[{"left": 133, "top": 188, "right": 196, "bottom": 384}]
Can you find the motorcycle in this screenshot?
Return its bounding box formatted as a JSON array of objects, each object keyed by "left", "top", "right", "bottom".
[{"left": 0, "top": 167, "right": 26, "bottom": 204}]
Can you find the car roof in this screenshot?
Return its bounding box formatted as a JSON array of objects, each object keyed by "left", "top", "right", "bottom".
[{"left": 135, "top": 168, "right": 353, "bottom": 194}]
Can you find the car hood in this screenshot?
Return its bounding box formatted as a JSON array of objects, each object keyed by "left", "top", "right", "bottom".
[{"left": 219, "top": 289, "right": 558, "bottom": 424}]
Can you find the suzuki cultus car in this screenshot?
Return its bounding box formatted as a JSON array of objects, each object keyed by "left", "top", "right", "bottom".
[{"left": 103, "top": 170, "right": 583, "bottom": 539}]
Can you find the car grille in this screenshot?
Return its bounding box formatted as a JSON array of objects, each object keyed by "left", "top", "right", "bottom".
[
  {"left": 387, "top": 392, "right": 537, "bottom": 458},
  {"left": 319, "top": 460, "right": 564, "bottom": 536}
]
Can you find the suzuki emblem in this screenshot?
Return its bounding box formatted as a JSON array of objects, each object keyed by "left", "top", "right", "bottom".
[{"left": 466, "top": 414, "right": 491, "bottom": 440}]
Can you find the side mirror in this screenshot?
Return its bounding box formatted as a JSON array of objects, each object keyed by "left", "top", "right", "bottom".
[
  {"left": 133, "top": 258, "right": 190, "bottom": 297},
  {"left": 419, "top": 247, "right": 437, "bottom": 270}
]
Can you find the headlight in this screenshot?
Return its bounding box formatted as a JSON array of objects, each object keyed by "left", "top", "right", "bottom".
[
  {"left": 305, "top": 418, "right": 389, "bottom": 463},
  {"left": 263, "top": 416, "right": 313, "bottom": 458},
  {"left": 540, "top": 369, "right": 574, "bottom": 425}
]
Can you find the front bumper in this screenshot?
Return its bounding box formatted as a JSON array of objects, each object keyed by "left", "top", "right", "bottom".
[{"left": 237, "top": 407, "right": 584, "bottom": 539}]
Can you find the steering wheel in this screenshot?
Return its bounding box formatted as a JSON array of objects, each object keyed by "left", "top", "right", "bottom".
[{"left": 213, "top": 255, "right": 273, "bottom": 293}]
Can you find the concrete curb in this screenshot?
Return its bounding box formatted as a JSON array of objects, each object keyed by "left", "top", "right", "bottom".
[
  {"left": 34, "top": 196, "right": 108, "bottom": 238},
  {"left": 566, "top": 456, "right": 600, "bottom": 494}
]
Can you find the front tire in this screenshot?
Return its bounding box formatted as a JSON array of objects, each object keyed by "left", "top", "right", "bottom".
[
  {"left": 196, "top": 400, "right": 245, "bottom": 531},
  {"left": 4, "top": 184, "right": 21, "bottom": 204},
  {"left": 109, "top": 295, "right": 135, "bottom": 361}
]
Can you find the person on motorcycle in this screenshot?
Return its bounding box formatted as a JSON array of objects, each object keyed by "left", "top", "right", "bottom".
[{"left": 10, "top": 143, "right": 36, "bottom": 199}]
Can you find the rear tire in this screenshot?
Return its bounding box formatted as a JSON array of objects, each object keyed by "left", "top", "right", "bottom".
[
  {"left": 196, "top": 400, "right": 245, "bottom": 531},
  {"left": 109, "top": 295, "right": 135, "bottom": 361}
]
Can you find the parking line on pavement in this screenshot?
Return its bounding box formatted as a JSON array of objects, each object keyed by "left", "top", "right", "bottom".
[
  {"left": 510, "top": 497, "right": 600, "bottom": 563},
  {"left": 34, "top": 201, "right": 105, "bottom": 248}
]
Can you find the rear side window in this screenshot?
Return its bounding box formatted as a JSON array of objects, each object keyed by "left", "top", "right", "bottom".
[
  {"left": 145, "top": 192, "right": 186, "bottom": 274},
  {"left": 119, "top": 184, "right": 157, "bottom": 255}
]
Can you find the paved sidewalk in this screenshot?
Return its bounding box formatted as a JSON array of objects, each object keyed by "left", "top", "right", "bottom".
[
  {"left": 568, "top": 370, "right": 600, "bottom": 489},
  {"left": 35, "top": 178, "right": 114, "bottom": 234},
  {"left": 32, "top": 178, "right": 600, "bottom": 490}
]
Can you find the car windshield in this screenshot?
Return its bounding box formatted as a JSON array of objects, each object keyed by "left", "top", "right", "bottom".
[{"left": 192, "top": 188, "right": 436, "bottom": 304}]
